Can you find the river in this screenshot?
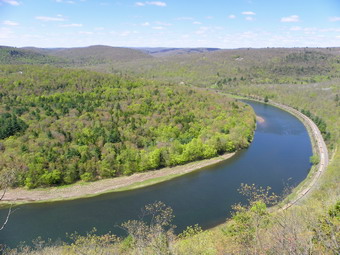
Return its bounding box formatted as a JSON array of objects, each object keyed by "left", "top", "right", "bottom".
[{"left": 0, "top": 100, "right": 312, "bottom": 248}]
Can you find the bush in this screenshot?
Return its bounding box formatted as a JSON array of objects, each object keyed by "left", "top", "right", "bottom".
[{"left": 310, "top": 155, "right": 320, "bottom": 165}]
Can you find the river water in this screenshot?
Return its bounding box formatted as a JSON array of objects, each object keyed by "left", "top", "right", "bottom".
[{"left": 0, "top": 100, "right": 312, "bottom": 248}]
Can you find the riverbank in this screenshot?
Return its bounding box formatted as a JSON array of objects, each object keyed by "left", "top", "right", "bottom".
[
  {"left": 269, "top": 100, "right": 329, "bottom": 209},
  {"left": 1, "top": 152, "right": 235, "bottom": 205},
  {"left": 229, "top": 94, "right": 329, "bottom": 210}
]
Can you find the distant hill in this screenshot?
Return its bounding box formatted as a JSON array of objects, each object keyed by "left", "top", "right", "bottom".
[
  {"left": 1, "top": 45, "right": 153, "bottom": 66},
  {"left": 22, "top": 47, "right": 64, "bottom": 55},
  {"left": 100, "top": 47, "right": 340, "bottom": 86},
  {"left": 46, "top": 45, "right": 153, "bottom": 64},
  {"left": 136, "top": 47, "right": 221, "bottom": 57},
  {"left": 0, "top": 46, "right": 66, "bottom": 65},
  {"left": 2, "top": 46, "right": 340, "bottom": 84}
]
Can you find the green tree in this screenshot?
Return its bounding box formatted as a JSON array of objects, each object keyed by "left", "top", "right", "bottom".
[
  {"left": 310, "top": 155, "right": 320, "bottom": 165},
  {"left": 0, "top": 113, "right": 28, "bottom": 139}
]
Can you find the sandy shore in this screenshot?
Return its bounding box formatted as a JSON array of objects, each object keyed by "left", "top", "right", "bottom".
[
  {"left": 1, "top": 153, "right": 235, "bottom": 204},
  {"left": 256, "top": 115, "right": 265, "bottom": 123}
]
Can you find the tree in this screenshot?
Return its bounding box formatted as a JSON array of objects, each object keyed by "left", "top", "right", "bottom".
[
  {"left": 0, "top": 167, "right": 17, "bottom": 232},
  {"left": 312, "top": 201, "right": 340, "bottom": 254},
  {"left": 310, "top": 155, "right": 320, "bottom": 165},
  {"left": 120, "top": 201, "right": 176, "bottom": 255},
  {"left": 0, "top": 113, "right": 28, "bottom": 139},
  {"left": 223, "top": 184, "right": 278, "bottom": 254}
]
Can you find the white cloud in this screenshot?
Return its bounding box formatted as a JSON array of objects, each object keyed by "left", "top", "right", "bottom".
[
  {"left": 60, "top": 23, "right": 83, "bottom": 27},
  {"left": 1, "top": 0, "right": 20, "bottom": 6},
  {"left": 329, "top": 17, "right": 340, "bottom": 22},
  {"left": 36, "top": 16, "right": 66, "bottom": 22},
  {"left": 147, "top": 1, "right": 166, "bottom": 6},
  {"left": 245, "top": 17, "right": 255, "bottom": 21},
  {"left": 193, "top": 21, "right": 202, "bottom": 25},
  {"left": 141, "top": 22, "right": 150, "bottom": 26},
  {"left": 3, "top": 20, "right": 19, "bottom": 26},
  {"left": 152, "top": 26, "right": 165, "bottom": 30},
  {"left": 281, "top": 15, "right": 299, "bottom": 23},
  {"left": 228, "top": 14, "right": 236, "bottom": 19},
  {"left": 135, "top": 1, "right": 166, "bottom": 7},
  {"left": 55, "top": 0, "right": 75, "bottom": 3},
  {"left": 242, "top": 11, "right": 256, "bottom": 15}
]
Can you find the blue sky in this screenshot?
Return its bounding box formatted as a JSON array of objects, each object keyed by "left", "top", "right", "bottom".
[{"left": 1, "top": 0, "right": 340, "bottom": 48}]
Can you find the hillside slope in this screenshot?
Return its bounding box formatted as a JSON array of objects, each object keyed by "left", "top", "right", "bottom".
[
  {"left": 136, "top": 47, "right": 221, "bottom": 57},
  {"left": 46, "top": 45, "right": 152, "bottom": 64},
  {"left": 0, "top": 65, "right": 254, "bottom": 188},
  {"left": 98, "top": 47, "right": 340, "bottom": 87},
  {"left": 0, "top": 46, "right": 66, "bottom": 65}
]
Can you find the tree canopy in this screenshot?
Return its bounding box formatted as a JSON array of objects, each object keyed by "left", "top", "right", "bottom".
[{"left": 0, "top": 65, "right": 255, "bottom": 188}]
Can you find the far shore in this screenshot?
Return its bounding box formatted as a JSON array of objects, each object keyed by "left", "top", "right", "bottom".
[{"left": 1, "top": 152, "right": 235, "bottom": 205}]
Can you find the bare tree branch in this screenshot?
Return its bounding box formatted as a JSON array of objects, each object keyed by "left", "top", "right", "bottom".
[
  {"left": 0, "top": 188, "right": 6, "bottom": 201},
  {"left": 0, "top": 167, "right": 18, "bottom": 232},
  {"left": 0, "top": 204, "right": 14, "bottom": 231}
]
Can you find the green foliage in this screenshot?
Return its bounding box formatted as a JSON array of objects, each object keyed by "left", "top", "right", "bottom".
[
  {"left": 0, "top": 65, "right": 255, "bottom": 188},
  {"left": 176, "top": 225, "right": 217, "bottom": 255},
  {"left": 310, "top": 155, "right": 320, "bottom": 165},
  {"left": 64, "top": 229, "right": 119, "bottom": 255},
  {"left": 313, "top": 201, "right": 340, "bottom": 254},
  {"left": 328, "top": 201, "right": 340, "bottom": 219},
  {"left": 0, "top": 113, "right": 28, "bottom": 139},
  {"left": 301, "top": 109, "right": 331, "bottom": 141},
  {"left": 178, "top": 225, "right": 203, "bottom": 239},
  {"left": 222, "top": 184, "right": 278, "bottom": 254},
  {"left": 0, "top": 46, "right": 65, "bottom": 65}
]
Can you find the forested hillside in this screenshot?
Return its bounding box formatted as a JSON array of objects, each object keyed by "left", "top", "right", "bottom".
[
  {"left": 97, "top": 47, "right": 340, "bottom": 87},
  {"left": 5, "top": 46, "right": 338, "bottom": 87},
  {"left": 0, "top": 46, "right": 152, "bottom": 67},
  {"left": 0, "top": 47, "right": 66, "bottom": 65},
  {"left": 44, "top": 45, "right": 153, "bottom": 65},
  {"left": 0, "top": 65, "right": 254, "bottom": 188}
]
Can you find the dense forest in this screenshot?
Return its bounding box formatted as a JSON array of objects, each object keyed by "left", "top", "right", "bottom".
[{"left": 0, "top": 65, "right": 255, "bottom": 188}]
